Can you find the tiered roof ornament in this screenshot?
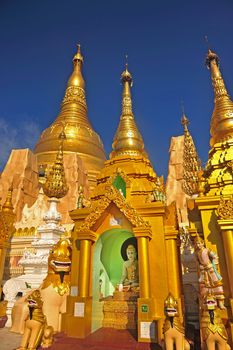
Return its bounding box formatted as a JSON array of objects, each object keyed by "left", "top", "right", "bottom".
[
  {"left": 181, "top": 114, "right": 202, "bottom": 197},
  {"left": 43, "top": 131, "right": 68, "bottom": 199},
  {"left": 111, "top": 63, "right": 147, "bottom": 159}
]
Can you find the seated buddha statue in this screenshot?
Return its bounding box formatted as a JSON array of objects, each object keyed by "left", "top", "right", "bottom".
[{"left": 118, "top": 244, "right": 139, "bottom": 292}]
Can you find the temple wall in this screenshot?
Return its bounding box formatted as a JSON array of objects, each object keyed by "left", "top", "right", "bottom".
[{"left": 0, "top": 149, "right": 38, "bottom": 222}]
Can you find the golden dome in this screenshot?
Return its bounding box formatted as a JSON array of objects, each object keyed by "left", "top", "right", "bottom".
[
  {"left": 206, "top": 49, "right": 233, "bottom": 147},
  {"left": 34, "top": 45, "right": 106, "bottom": 178},
  {"left": 110, "top": 64, "right": 147, "bottom": 158}
]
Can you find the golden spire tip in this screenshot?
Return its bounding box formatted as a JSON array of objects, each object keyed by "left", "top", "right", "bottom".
[
  {"left": 121, "top": 56, "right": 132, "bottom": 85},
  {"left": 73, "top": 43, "right": 84, "bottom": 65}
]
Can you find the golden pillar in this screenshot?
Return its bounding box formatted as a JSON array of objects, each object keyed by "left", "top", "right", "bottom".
[
  {"left": 164, "top": 226, "right": 183, "bottom": 322},
  {"left": 137, "top": 235, "right": 151, "bottom": 298},
  {"left": 62, "top": 228, "right": 96, "bottom": 338},
  {"left": 164, "top": 227, "right": 182, "bottom": 299},
  {"left": 133, "top": 226, "right": 157, "bottom": 343},
  {"left": 78, "top": 239, "right": 92, "bottom": 297},
  {"left": 218, "top": 220, "right": 233, "bottom": 303}
]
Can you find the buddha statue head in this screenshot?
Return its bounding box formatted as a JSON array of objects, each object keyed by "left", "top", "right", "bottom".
[{"left": 126, "top": 244, "right": 137, "bottom": 262}]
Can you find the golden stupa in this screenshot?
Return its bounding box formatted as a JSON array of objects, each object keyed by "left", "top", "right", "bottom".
[{"left": 34, "top": 45, "right": 106, "bottom": 186}]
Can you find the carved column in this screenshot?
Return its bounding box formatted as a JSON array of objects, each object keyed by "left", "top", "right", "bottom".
[{"left": 133, "top": 227, "right": 152, "bottom": 298}]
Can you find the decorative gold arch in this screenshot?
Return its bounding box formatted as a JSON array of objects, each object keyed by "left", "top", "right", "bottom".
[{"left": 78, "top": 185, "right": 151, "bottom": 234}]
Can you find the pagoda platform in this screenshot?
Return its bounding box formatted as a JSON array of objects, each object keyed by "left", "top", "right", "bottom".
[{"left": 46, "top": 328, "right": 162, "bottom": 350}]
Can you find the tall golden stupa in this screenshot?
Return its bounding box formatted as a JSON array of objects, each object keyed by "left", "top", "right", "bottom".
[{"left": 34, "top": 45, "right": 106, "bottom": 187}]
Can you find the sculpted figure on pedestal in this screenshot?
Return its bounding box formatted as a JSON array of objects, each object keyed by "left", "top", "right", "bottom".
[
  {"left": 163, "top": 293, "right": 190, "bottom": 350},
  {"left": 77, "top": 185, "right": 90, "bottom": 209},
  {"left": 194, "top": 235, "right": 225, "bottom": 310},
  {"left": 118, "top": 244, "right": 139, "bottom": 292},
  {"left": 200, "top": 294, "right": 231, "bottom": 350},
  {"left": 11, "top": 238, "right": 72, "bottom": 334},
  {"left": 16, "top": 289, "right": 48, "bottom": 350}
]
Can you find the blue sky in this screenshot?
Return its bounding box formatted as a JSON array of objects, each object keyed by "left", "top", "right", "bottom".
[{"left": 0, "top": 0, "right": 233, "bottom": 177}]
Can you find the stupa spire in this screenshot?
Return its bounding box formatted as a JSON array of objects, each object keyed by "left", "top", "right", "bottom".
[
  {"left": 206, "top": 48, "right": 233, "bottom": 147},
  {"left": 59, "top": 44, "right": 88, "bottom": 124},
  {"left": 181, "top": 114, "right": 201, "bottom": 196},
  {"left": 111, "top": 63, "right": 146, "bottom": 158}
]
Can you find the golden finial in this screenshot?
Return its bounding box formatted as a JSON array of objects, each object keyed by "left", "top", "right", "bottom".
[
  {"left": 66, "top": 44, "right": 85, "bottom": 90},
  {"left": 2, "top": 184, "right": 14, "bottom": 213},
  {"left": 206, "top": 47, "right": 233, "bottom": 147},
  {"left": 73, "top": 43, "right": 84, "bottom": 65},
  {"left": 43, "top": 130, "right": 69, "bottom": 198},
  {"left": 110, "top": 63, "right": 146, "bottom": 158},
  {"left": 181, "top": 113, "right": 202, "bottom": 196},
  {"left": 121, "top": 55, "right": 133, "bottom": 86}
]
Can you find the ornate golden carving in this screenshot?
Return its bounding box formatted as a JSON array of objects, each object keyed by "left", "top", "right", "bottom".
[
  {"left": 0, "top": 187, "right": 15, "bottom": 245},
  {"left": 43, "top": 131, "right": 69, "bottom": 199},
  {"left": 217, "top": 196, "right": 233, "bottom": 220},
  {"left": 146, "top": 176, "right": 166, "bottom": 203},
  {"left": 102, "top": 298, "right": 137, "bottom": 330},
  {"left": 78, "top": 185, "right": 150, "bottom": 231},
  {"left": 181, "top": 114, "right": 202, "bottom": 197},
  {"left": 62, "top": 86, "right": 86, "bottom": 106}
]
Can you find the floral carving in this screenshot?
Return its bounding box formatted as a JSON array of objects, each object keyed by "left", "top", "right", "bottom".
[
  {"left": 62, "top": 86, "right": 86, "bottom": 107},
  {"left": 217, "top": 196, "right": 233, "bottom": 220}
]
